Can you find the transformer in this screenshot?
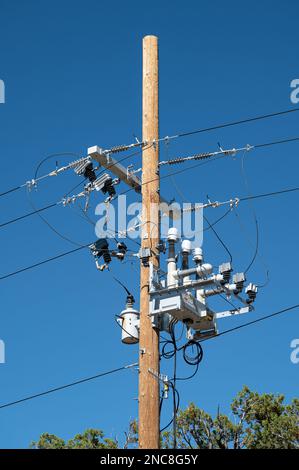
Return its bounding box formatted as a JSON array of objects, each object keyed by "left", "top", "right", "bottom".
[{"left": 118, "top": 306, "right": 140, "bottom": 344}]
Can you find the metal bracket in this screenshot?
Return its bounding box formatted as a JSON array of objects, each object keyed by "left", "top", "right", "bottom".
[
  {"left": 148, "top": 369, "right": 169, "bottom": 385},
  {"left": 138, "top": 247, "right": 151, "bottom": 266}
]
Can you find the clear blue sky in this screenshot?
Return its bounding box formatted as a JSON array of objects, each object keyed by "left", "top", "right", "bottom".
[{"left": 0, "top": 0, "right": 298, "bottom": 448}]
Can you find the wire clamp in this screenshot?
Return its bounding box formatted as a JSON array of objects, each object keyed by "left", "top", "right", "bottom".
[
  {"left": 26, "top": 179, "right": 37, "bottom": 191},
  {"left": 148, "top": 369, "right": 169, "bottom": 386}
]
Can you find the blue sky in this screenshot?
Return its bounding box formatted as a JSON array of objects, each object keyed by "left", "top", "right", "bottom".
[{"left": 0, "top": 0, "right": 298, "bottom": 448}]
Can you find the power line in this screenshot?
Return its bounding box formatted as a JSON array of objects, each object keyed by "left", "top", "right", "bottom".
[
  {"left": 200, "top": 304, "right": 299, "bottom": 343},
  {"left": 23, "top": 147, "right": 148, "bottom": 247},
  {"left": 0, "top": 362, "right": 138, "bottom": 410},
  {"left": 203, "top": 214, "right": 233, "bottom": 263},
  {"left": 255, "top": 136, "right": 299, "bottom": 149},
  {"left": 0, "top": 186, "right": 21, "bottom": 198},
  {"left": 159, "top": 136, "right": 299, "bottom": 167},
  {"left": 0, "top": 203, "right": 57, "bottom": 229},
  {"left": 175, "top": 108, "right": 299, "bottom": 140},
  {"left": 239, "top": 186, "right": 299, "bottom": 202},
  {"left": 1, "top": 108, "right": 298, "bottom": 200},
  {"left": 0, "top": 133, "right": 298, "bottom": 232},
  {"left": 120, "top": 135, "right": 299, "bottom": 197},
  {"left": 0, "top": 245, "right": 88, "bottom": 281},
  {"left": 0, "top": 183, "right": 299, "bottom": 282},
  {"left": 2, "top": 182, "right": 298, "bottom": 235},
  {"left": 0, "top": 152, "right": 83, "bottom": 200}
]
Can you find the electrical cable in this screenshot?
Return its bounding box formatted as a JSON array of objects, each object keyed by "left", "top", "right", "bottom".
[
  {"left": 0, "top": 362, "right": 138, "bottom": 410},
  {"left": 119, "top": 135, "right": 299, "bottom": 201},
  {"left": 254, "top": 136, "right": 299, "bottom": 149},
  {"left": 199, "top": 303, "right": 299, "bottom": 343},
  {"left": 160, "top": 302, "right": 299, "bottom": 438},
  {"left": 160, "top": 386, "right": 180, "bottom": 434},
  {"left": 28, "top": 154, "right": 96, "bottom": 248},
  {"left": 160, "top": 321, "right": 203, "bottom": 444},
  {"left": 1, "top": 179, "right": 299, "bottom": 282},
  {"left": 176, "top": 108, "right": 299, "bottom": 140},
  {"left": 0, "top": 243, "right": 130, "bottom": 281},
  {"left": 114, "top": 316, "right": 139, "bottom": 343},
  {"left": 1, "top": 304, "right": 297, "bottom": 412},
  {"left": 0, "top": 186, "right": 21, "bottom": 198},
  {"left": 26, "top": 190, "right": 87, "bottom": 248},
  {"left": 0, "top": 245, "right": 87, "bottom": 281},
  {"left": 239, "top": 187, "right": 299, "bottom": 202},
  {"left": 162, "top": 149, "right": 234, "bottom": 265},
  {"left": 202, "top": 207, "right": 233, "bottom": 233},
  {"left": 1, "top": 108, "right": 298, "bottom": 200},
  {"left": 235, "top": 150, "right": 270, "bottom": 286},
  {"left": 1, "top": 139, "right": 299, "bottom": 233},
  {"left": 33, "top": 152, "right": 82, "bottom": 180},
  {"left": 203, "top": 213, "right": 233, "bottom": 264},
  {"left": 24, "top": 146, "right": 151, "bottom": 248},
  {"left": 0, "top": 203, "right": 57, "bottom": 229},
  {"left": 239, "top": 151, "right": 261, "bottom": 275}
]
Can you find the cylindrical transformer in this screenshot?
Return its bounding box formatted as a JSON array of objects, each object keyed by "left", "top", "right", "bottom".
[{"left": 119, "top": 307, "right": 140, "bottom": 344}]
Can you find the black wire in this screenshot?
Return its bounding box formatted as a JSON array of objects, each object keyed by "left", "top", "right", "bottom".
[
  {"left": 1, "top": 304, "right": 298, "bottom": 412},
  {"left": 160, "top": 322, "right": 203, "bottom": 446},
  {"left": 1, "top": 148, "right": 299, "bottom": 235},
  {"left": 175, "top": 341, "right": 203, "bottom": 381},
  {"left": 175, "top": 362, "right": 200, "bottom": 382},
  {"left": 0, "top": 186, "right": 21, "bottom": 198},
  {"left": 26, "top": 190, "right": 87, "bottom": 248},
  {"left": 172, "top": 325, "right": 178, "bottom": 449},
  {"left": 244, "top": 217, "right": 259, "bottom": 274},
  {"left": 1, "top": 111, "right": 299, "bottom": 201},
  {"left": 0, "top": 244, "right": 119, "bottom": 281},
  {"left": 114, "top": 317, "right": 139, "bottom": 342},
  {"left": 254, "top": 136, "right": 299, "bottom": 149},
  {"left": 160, "top": 385, "right": 180, "bottom": 434},
  {"left": 111, "top": 275, "right": 134, "bottom": 298},
  {"left": 203, "top": 214, "right": 233, "bottom": 263},
  {"left": 0, "top": 152, "right": 79, "bottom": 201},
  {"left": 0, "top": 363, "right": 137, "bottom": 410},
  {"left": 202, "top": 207, "right": 233, "bottom": 233},
  {"left": 120, "top": 135, "right": 299, "bottom": 200},
  {"left": 182, "top": 340, "right": 203, "bottom": 366},
  {"left": 33, "top": 152, "right": 81, "bottom": 180},
  {"left": 1, "top": 181, "right": 298, "bottom": 282},
  {"left": 240, "top": 186, "right": 299, "bottom": 202},
  {"left": 0, "top": 245, "right": 88, "bottom": 281},
  {"left": 29, "top": 154, "right": 92, "bottom": 247},
  {"left": 239, "top": 150, "right": 260, "bottom": 275},
  {"left": 177, "top": 108, "right": 299, "bottom": 138},
  {"left": 199, "top": 304, "right": 299, "bottom": 343},
  {"left": 0, "top": 203, "right": 57, "bottom": 229},
  {"left": 28, "top": 146, "right": 148, "bottom": 247}
]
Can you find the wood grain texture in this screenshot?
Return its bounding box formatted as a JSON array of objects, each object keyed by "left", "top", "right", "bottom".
[{"left": 138, "top": 35, "right": 160, "bottom": 449}]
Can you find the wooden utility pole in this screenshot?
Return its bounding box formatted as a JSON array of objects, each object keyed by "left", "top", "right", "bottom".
[{"left": 138, "top": 35, "right": 160, "bottom": 449}]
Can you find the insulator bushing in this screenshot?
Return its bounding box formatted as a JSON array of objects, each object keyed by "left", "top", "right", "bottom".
[
  {"left": 103, "top": 251, "right": 112, "bottom": 264},
  {"left": 83, "top": 163, "right": 97, "bottom": 183}
]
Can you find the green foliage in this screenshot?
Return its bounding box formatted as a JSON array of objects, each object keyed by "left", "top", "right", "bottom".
[
  {"left": 67, "top": 429, "right": 118, "bottom": 449},
  {"left": 31, "top": 429, "right": 118, "bottom": 449},
  {"left": 31, "top": 387, "right": 299, "bottom": 449},
  {"left": 162, "top": 386, "right": 299, "bottom": 449},
  {"left": 30, "top": 433, "right": 66, "bottom": 449}
]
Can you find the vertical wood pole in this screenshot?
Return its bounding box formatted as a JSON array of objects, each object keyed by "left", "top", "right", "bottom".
[{"left": 138, "top": 35, "right": 160, "bottom": 449}]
